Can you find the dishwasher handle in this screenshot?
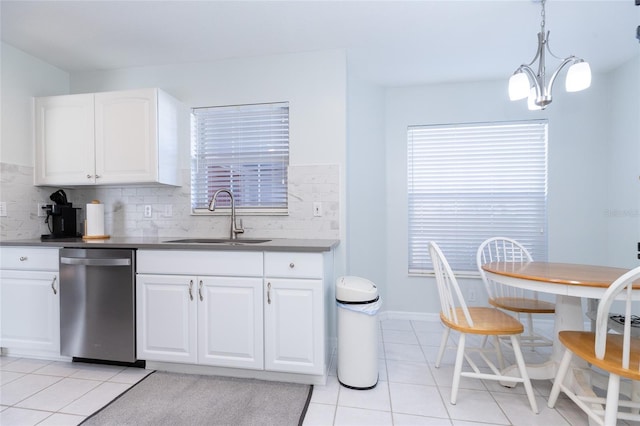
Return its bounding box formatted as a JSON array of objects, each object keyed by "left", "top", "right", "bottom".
[{"left": 60, "top": 257, "right": 131, "bottom": 266}]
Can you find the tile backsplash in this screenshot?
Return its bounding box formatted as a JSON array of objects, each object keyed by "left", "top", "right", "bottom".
[{"left": 0, "top": 162, "right": 339, "bottom": 241}]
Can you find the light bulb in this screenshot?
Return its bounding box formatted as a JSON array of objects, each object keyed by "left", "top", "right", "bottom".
[
  {"left": 509, "top": 72, "right": 530, "bottom": 101},
  {"left": 566, "top": 61, "right": 591, "bottom": 92}
]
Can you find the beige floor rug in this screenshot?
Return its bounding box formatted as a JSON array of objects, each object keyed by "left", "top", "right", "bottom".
[{"left": 82, "top": 371, "right": 313, "bottom": 426}]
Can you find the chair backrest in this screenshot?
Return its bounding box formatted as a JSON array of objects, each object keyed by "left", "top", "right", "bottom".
[
  {"left": 429, "top": 241, "right": 473, "bottom": 327},
  {"left": 476, "top": 237, "right": 533, "bottom": 300},
  {"left": 595, "top": 265, "right": 640, "bottom": 369}
]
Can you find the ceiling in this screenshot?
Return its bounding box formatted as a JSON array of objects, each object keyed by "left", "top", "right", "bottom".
[{"left": 1, "top": 0, "right": 638, "bottom": 87}]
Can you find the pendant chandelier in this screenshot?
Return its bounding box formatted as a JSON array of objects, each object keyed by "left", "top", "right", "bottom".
[{"left": 508, "top": 0, "right": 591, "bottom": 110}]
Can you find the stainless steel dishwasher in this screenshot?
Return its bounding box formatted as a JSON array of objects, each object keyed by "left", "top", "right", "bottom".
[{"left": 60, "top": 248, "right": 137, "bottom": 363}]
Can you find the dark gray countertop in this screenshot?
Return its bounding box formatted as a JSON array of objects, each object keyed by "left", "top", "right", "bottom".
[{"left": 0, "top": 237, "right": 339, "bottom": 252}]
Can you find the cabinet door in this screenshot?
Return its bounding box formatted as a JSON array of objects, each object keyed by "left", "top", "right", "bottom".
[
  {"left": 94, "top": 89, "right": 158, "bottom": 184},
  {"left": 34, "top": 94, "right": 95, "bottom": 185},
  {"left": 0, "top": 270, "right": 60, "bottom": 354},
  {"left": 136, "top": 274, "right": 197, "bottom": 363},
  {"left": 198, "top": 277, "right": 264, "bottom": 369},
  {"left": 264, "top": 278, "right": 324, "bottom": 375}
]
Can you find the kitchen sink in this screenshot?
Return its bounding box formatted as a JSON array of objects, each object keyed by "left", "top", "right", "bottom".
[{"left": 162, "top": 238, "right": 271, "bottom": 244}]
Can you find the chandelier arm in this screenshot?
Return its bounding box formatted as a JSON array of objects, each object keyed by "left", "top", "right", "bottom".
[
  {"left": 518, "top": 65, "right": 543, "bottom": 99},
  {"left": 546, "top": 56, "right": 576, "bottom": 98},
  {"left": 520, "top": 32, "right": 545, "bottom": 69}
]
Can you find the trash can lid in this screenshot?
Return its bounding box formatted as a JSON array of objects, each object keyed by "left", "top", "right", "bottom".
[{"left": 336, "top": 276, "right": 378, "bottom": 302}]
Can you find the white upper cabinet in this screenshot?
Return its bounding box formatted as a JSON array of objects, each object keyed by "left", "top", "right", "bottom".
[{"left": 34, "top": 88, "right": 182, "bottom": 186}]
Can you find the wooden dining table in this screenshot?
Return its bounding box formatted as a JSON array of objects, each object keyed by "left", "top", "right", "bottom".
[{"left": 481, "top": 261, "right": 638, "bottom": 413}]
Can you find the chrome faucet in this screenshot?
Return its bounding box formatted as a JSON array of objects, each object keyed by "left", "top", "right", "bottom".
[{"left": 208, "top": 189, "right": 244, "bottom": 240}]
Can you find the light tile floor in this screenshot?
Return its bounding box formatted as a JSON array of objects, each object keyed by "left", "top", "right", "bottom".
[
  {"left": 0, "top": 357, "right": 151, "bottom": 425},
  {"left": 304, "top": 318, "right": 593, "bottom": 426},
  {"left": 0, "top": 319, "right": 626, "bottom": 426}
]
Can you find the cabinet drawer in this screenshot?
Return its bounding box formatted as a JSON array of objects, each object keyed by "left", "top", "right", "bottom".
[
  {"left": 0, "top": 247, "right": 60, "bottom": 271},
  {"left": 264, "top": 252, "right": 323, "bottom": 278},
  {"left": 137, "top": 250, "right": 263, "bottom": 276}
]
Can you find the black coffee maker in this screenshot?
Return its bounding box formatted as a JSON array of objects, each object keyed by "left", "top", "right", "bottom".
[{"left": 41, "top": 189, "right": 82, "bottom": 240}]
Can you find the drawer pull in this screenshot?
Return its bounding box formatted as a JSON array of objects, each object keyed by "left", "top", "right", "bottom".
[
  {"left": 87, "top": 174, "right": 93, "bottom": 179},
  {"left": 189, "top": 280, "right": 194, "bottom": 301},
  {"left": 198, "top": 280, "right": 203, "bottom": 301},
  {"left": 19, "top": 256, "right": 27, "bottom": 261},
  {"left": 51, "top": 276, "right": 57, "bottom": 295},
  {"left": 267, "top": 282, "right": 272, "bottom": 304},
  {"left": 289, "top": 262, "right": 295, "bottom": 269}
]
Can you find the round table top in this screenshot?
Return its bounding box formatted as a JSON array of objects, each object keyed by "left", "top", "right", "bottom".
[{"left": 482, "top": 261, "right": 634, "bottom": 288}]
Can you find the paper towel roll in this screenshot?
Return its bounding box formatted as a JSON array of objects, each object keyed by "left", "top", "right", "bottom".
[{"left": 85, "top": 200, "right": 105, "bottom": 236}]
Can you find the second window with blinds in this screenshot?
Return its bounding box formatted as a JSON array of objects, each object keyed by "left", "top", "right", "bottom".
[
  {"left": 191, "top": 102, "right": 290, "bottom": 215},
  {"left": 408, "top": 120, "right": 548, "bottom": 275}
]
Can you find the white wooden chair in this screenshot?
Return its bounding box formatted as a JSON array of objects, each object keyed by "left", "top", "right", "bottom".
[
  {"left": 429, "top": 241, "right": 539, "bottom": 413},
  {"left": 548, "top": 265, "right": 640, "bottom": 426},
  {"left": 476, "top": 237, "right": 554, "bottom": 348}
]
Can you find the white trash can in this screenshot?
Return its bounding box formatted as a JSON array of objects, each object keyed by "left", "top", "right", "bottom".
[{"left": 336, "top": 276, "right": 381, "bottom": 389}]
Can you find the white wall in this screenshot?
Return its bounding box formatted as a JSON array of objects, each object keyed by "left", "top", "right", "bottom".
[
  {"left": 1, "top": 43, "right": 69, "bottom": 166},
  {"left": 606, "top": 55, "right": 640, "bottom": 269},
  {"left": 0, "top": 43, "right": 71, "bottom": 239},
  {"left": 381, "top": 75, "right": 611, "bottom": 314},
  {"left": 346, "top": 78, "right": 387, "bottom": 299}
]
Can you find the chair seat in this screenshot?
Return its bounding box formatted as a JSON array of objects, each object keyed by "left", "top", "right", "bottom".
[
  {"left": 490, "top": 296, "right": 555, "bottom": 314},
  {"left": 559, "top": 331, "right": 640, "bottom": 381},
  {"left": 441, "top": 307, "right": 524, "bottom": 335}
]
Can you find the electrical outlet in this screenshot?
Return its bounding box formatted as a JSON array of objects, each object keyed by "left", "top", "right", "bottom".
[
  {"left": 144, "top": 205, "right": 152, "bottom": 218},
  {"left": 313, "top": 202, "right": 323, "bottom": 217},
  {"left": 37, "top": 202, "right": 48, "bottom": 217},
  {"left": 468, "top": 289, "right": 477, "bottom": 302},
  {"left": 164, "top": 205, "right": 173, "bottom": 217}
]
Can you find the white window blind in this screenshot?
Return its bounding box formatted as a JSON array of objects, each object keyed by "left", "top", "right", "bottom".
[
  {"left": 191, "top": 102, "right": 289, "bottom": 213},
  {"left": 408, "top": 120, "right": 548, "bottom": 274}
]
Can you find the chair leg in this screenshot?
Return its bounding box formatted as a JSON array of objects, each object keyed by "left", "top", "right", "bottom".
[
  {"left": 548, "top": 349, "right": 573, "bottom": 408},
  {"left": 436, "top": 327, "right": 450, "bottom": 368},
  {"left": 510, "top": 335, "right": 539, "bottom": 413},
  {"left": 632, "top": 381, "right": 640, "bottom": 415},
  {"left": 493, "top": 335, "right": 505, "bottom": 370},
  {"left": 526, "top": 313, "right": 535, "bottom": 351},
  {"left": 451, "top": 333, "right": 466, "bottom": 405},
  {"left": 604, "top": 374, "right": 621, "bottom": 426}
]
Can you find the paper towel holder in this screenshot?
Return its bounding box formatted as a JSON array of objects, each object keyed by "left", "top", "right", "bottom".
[{"left": 82, "top": 199, "right": 110, "bottom": 240}]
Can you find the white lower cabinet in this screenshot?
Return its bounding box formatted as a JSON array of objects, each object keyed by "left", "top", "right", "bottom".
[
  {"left": 136, "top": 274, "right": 198, "bottom": 364},
  {"left": 136, "top": 274, "right": 263, "bottom": 369},
  {"left": 136, "top": 250, "right": 264, "bottom": 370},
  {"left": 0, "top": 247, "right": 61, "bottom": 357},
  {"left": 136, "top": 249, "right": 328, "bottom": 377},
  {"left": 264, "top": 278, "right": 323, "bottom": 375},
  {"left": 198, "top": 276, "right": 263, "bottom": 369},
  {"left": 264, "top": 251, "right": 326, "bottom": 375}
]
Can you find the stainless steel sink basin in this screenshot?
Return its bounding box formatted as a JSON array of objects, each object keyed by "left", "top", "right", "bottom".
[{"left": 163, "top": 238, "right": 271, "bottom": 244}]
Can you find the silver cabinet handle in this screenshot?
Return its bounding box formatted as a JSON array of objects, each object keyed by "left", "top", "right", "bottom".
[
  {"left": 51, "top": 276, "right": 57, "bottom": 295},
  {"left": 289, "top": 262, "right": 295, "bottom": 269},
  {"left": 87, "top": 174, "right": 93, "bottom": 179},
  {"left": 188, "top": 280, "right": 194, "bottom": 301},
  {"left": 95, "top": 175, "right": 101, "bottom": 179},
  {"left": 198, "top": 280, "right": 203, "bottom": 301},
  {"left": 267, "top": 282, "right": 271, "bottom": 304},
  {"left": 19, "top": 256, "right": 27, "bottom": 261}
]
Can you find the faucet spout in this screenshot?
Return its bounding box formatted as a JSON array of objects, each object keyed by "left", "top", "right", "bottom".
[{"left": 208, "top": 189, "right": 245, "bottom": 240}]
